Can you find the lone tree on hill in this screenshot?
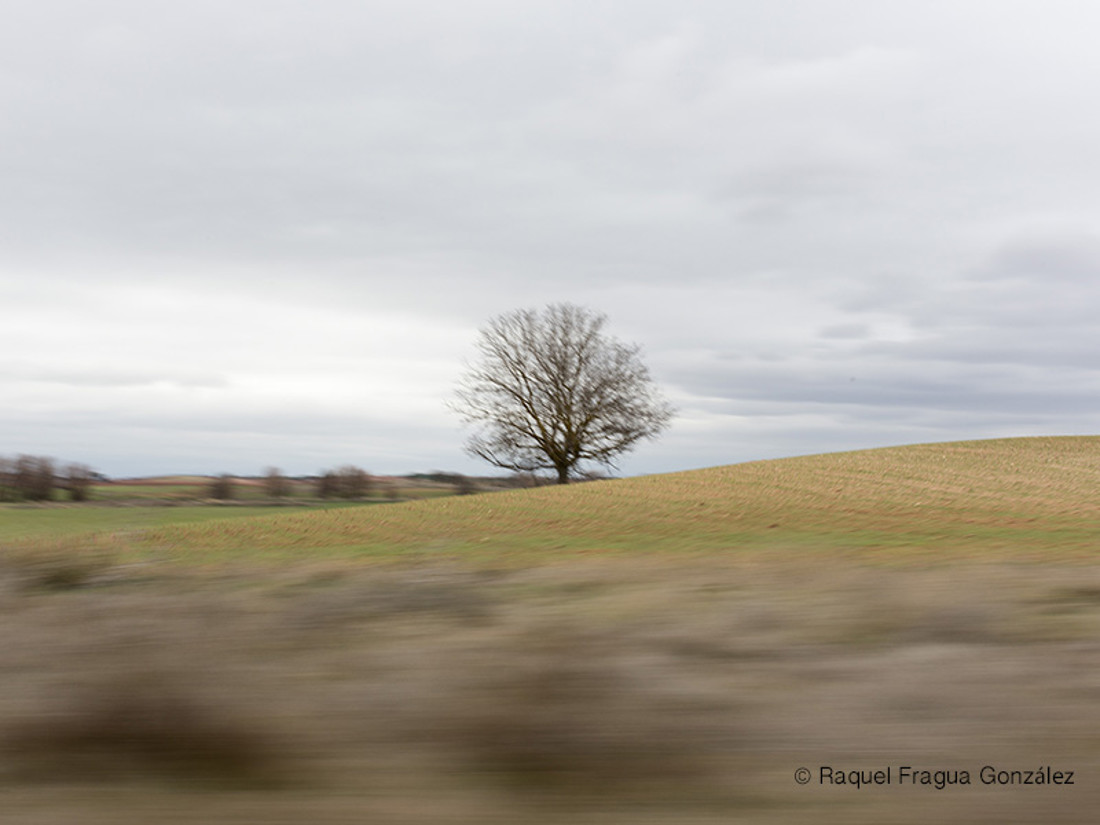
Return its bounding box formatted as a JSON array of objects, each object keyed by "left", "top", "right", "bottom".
[{"left": 452, "top": 303, "right": 674, "bottom": 484}]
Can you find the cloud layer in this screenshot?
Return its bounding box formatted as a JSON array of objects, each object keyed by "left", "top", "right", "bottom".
[{"left": 3, "top": 1, "right": 1099, "bottom": 476}]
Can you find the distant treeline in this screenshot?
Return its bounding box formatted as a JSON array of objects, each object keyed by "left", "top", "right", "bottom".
[
  {"left": 204, "top": 468, "right": 539, "bottom": 500},
  {"left": 213, "top": 466, "right": 427, "bottom": 500},
  {"left": 0, "top": 455, "right": 98, "bottom": 502},
  {"left": 0, "top": 457, "right": 611, "bottom": 504}
]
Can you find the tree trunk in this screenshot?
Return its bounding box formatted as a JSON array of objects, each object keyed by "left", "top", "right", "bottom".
[{"left": 555, "top": 464, "right": 571, "bottom": 484}]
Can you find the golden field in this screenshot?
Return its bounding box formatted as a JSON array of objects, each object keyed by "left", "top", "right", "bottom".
[{"left": 103, "top": 435, "right": 1100, "bottom": 563}]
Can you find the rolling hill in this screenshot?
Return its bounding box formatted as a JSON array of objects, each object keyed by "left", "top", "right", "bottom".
[{"left": 130, "top": 436, "right": 1100, "bottom": 563}]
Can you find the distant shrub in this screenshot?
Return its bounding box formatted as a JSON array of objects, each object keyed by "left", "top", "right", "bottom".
[
  {"left": 317, "top": 466, "right": 372, "bottom": 499},
  {"left": 263, "top": 467, "right": 290, "bottom": 498},
  {"left": 208, "top": 474, "right": 236, "bottom": 500},
  {"left": 336, "top": 466, "right": 372, "bottom": 499},
  {"left": 0, "top": 455, "right": 99, "bottom": 502},
  {"left": 65, "top": 463, "right": 94, "bottom": 502},
  {"left": 15, "top": 455, "right": 55, "bottom": 501}
]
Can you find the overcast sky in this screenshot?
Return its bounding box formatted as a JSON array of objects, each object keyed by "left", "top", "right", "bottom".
[{"left": 3, "top": 1, "right": 1099, "bottom": 478}]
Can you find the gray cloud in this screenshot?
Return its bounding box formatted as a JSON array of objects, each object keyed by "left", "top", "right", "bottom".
[{"left": 1, "top": 365, "right": 227, "bottom": 389}]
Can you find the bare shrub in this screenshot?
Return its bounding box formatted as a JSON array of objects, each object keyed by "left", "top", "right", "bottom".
[
  {"left": 64, "top": 462, "right": 94, "bottom": 502},
  {"left": 0, "top": 456, "right": 98, "bottom": 502},
  {"left": 316, "top": 471, "right": 337, "bottom": 498},
  {"left": 316, "top": 466, "right": 372, "bottom": 499},
  {"left": 208, "top": 474, "right": 235, "bottom": 500},
  {"left": 14, "top": 455, "right": 55, "bottom": 501},
  {"left": 336, "top": 465, "right": 372, "bottom": 499},
  {"left": 263, "top": 466, "right": 291, "bottom": 498}
]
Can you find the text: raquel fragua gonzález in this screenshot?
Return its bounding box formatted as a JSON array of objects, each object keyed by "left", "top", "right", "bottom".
[{"left": 812, "top": 765, "right": 1075, "bottom": 790}]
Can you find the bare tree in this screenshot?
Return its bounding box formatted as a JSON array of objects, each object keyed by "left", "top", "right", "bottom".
[
  {"left": 14, "top": 455, "right": 55, "bottom": 501},
  {"left": 452, "top": 303, "right": 674, "bottom": 484},
  {"left": 317, "top": 466, "right": 373, "bottom": 499},
  {"left": 263, "top": 467, "right": 290, "bottom": 499},
  {"left": 316, "top": 471, "right": 337, "bottom": 499},
  {"left": 65, "top": 463, "right": 94, "bottom": 502},
  {"left": 0, "top": 456, "right": 96, "bottom": 501},
  {"left": 334, "top": 465, "right": 372, "bottom": 499},
  {"left": 209, "top": 474, "right": 235, "bottom": 500}
]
